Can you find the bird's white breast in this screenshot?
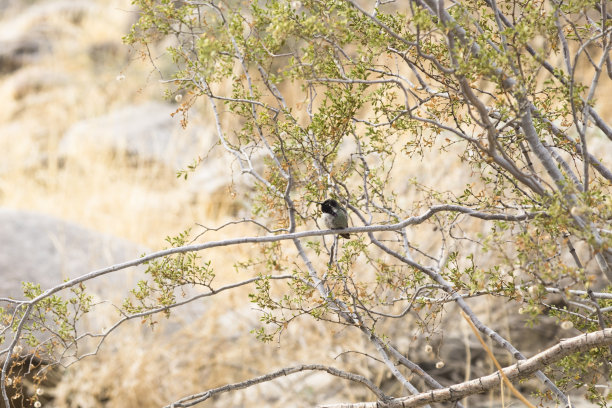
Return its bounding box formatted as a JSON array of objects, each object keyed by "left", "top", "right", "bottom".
[{"left": 322, "top": 212, "right": 336, "bottom": 229}]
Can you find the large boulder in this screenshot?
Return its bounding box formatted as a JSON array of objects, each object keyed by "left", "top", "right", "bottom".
[
  {"left": 0, "top": 1, "right": 100, "bottom": 74},
  {"left": 0, "top": 35, "right": 50, "bottom": 74},
  {"left": 0, "top": 209, "right": 151, "bottom": 404},
  {"left": 59, "top": 102, "right": 255, "bottom": 214},
  {"left": 58, "top": 102, "right": 210, "bottom": 169},
  {"left": 0, "top": 208, "right": 146, "bottom": 301}
]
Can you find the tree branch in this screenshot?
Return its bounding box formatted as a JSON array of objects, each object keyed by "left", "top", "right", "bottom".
[
  {"left": 318, "top": 328, "right": 612, "bottom": 408},
  {"left": 166, "top": 364, "right": 389, "bottom": 407}
]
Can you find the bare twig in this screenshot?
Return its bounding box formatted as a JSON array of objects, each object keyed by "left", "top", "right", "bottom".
[{"left": 166, "top": 364, "right": 389, "bottom": 407}]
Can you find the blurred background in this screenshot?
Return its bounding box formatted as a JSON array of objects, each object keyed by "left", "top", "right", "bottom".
[
  {"left": 0, "top": 0, "right": 279, "bottom": 406},
  {"left": 0, "top": 1, "right": 606, "bottom": 407},
  {"left": 0, "top": 1, "right": 389, "bottom": 407}
]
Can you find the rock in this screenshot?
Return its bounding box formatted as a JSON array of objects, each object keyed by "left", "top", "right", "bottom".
[
  {"left": 0, "top": 208, "right": 153, "bottom": 388},
  {"left": 0, "top": 1, "right": 100, "bottom": 74},
  {"left": 1, "top": 66, "right": 70, "bottom": 101},
  {"left": 0, "top": 208, "right": 147, "bottom": 301},
  {"left": 0, "top": 35, "right": 51, "bottom": 74},
  {"left": 58, "top": 102, "right": 254, "bottom": 213},
  {"left": 59, "top": 102, "right": 213, "bottom": 169}
]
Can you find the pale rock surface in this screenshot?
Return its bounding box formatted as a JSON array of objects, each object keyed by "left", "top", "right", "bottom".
[{"left": 0, "top": 208, "right": 146, "bottom": 301}]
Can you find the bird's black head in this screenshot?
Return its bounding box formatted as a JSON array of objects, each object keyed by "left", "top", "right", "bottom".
[{"left": 321, "top": 199, "right": 340, "bottom": 215}]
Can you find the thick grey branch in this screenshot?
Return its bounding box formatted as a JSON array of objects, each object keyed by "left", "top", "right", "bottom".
[
  {"left": 20, "top": 205, "right": 535, "bottom": 306},
  {"left": 319, "top": 328, "right": 612, "bottom": 408}
]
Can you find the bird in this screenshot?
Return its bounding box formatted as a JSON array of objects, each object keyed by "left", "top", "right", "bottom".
[{"left": 320, "top": 199, "right": 350, "bottom": 239}]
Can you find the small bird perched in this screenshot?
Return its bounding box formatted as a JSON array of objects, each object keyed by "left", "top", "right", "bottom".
[{"left": 320, "top": 199, "right": 350, "bottom": 239}]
